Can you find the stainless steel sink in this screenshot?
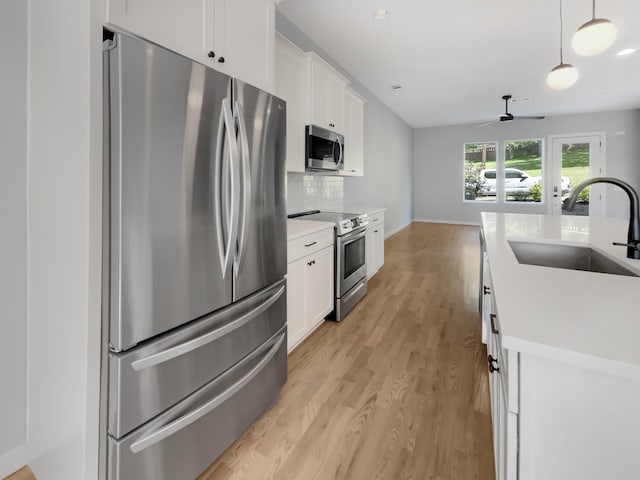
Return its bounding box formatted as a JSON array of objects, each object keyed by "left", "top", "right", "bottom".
[{"left": 508, "top": 240, "right": 640, "bottom": 277}]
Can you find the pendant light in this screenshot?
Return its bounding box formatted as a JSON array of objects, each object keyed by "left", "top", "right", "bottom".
[
  {"left": 572, "top": 0, "right": 617, "bottom": 56},
  {"left": 547, "top": 0, "right": 578, "bottom": 90}
]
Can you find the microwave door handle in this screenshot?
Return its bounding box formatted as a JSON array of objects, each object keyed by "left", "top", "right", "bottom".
[{"left": 337, "top": 137, "right": 344, "bottom": 169}]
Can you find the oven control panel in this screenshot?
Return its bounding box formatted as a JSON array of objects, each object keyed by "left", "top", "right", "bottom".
[{"left": 337, "top": 214, "right": 369, "bottom": 236}]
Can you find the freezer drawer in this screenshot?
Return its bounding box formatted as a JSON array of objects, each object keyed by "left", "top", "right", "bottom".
[
  {"left": 109, "top": 279, "right": 286, "bottom": 438},
  {"left": 108, "top": 328, "right": 287, "bottom": 480}
]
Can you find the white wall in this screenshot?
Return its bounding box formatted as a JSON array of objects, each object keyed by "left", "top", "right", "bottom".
[
  {"left": 0, "top": 1, "right": 28, "bottom": 476},
  {"left": 413, "top": 109, "right": 640, "bottom": 224},
  {"left": 27, "top": 0, "right": 103, "bottom": 479},
  {"left": 276, "top": 12, "right": 414, "bottom": 236}
]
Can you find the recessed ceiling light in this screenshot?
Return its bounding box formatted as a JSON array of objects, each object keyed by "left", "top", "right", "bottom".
[
  {"left": 617, "top": 48, "right": 636, "bottom": 56},
  {"left": 373, "top": 9, "right": 389, "bottom": 20}
]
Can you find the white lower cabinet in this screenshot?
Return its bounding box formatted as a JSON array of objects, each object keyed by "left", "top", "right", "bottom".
[
  {"left": 366, "top": 210, "right": 385, "bottom": 279},
  {"left": 287, "top": 228, "right": 334, "bottom": 352},
  {"left": 485, "top": 285, "right": 519, "bottom": 480},
  {"left": 482, "top": 253, "right": 640, "bottom": 480}
]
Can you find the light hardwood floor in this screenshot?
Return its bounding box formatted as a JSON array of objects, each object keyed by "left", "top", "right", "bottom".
[
  {"left": 200, "top": 222, "right": 494, "bottom": 480},
  {"left": 5, "top": 222, "right": 493, "bottom": 480},
  {"left": 3, "top": 467, "right": 34, "bottom": 480}
]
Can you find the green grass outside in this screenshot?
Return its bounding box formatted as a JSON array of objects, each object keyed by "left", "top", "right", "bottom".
[{"left": 467, "top": 148, "right": 589, "bottom": 188}]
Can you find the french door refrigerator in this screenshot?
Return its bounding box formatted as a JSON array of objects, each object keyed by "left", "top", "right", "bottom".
[{"left": 103, "top": 31, "right": 287, "bottom": 480}]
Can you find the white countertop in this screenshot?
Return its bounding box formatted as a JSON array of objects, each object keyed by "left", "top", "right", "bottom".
[
  {"left": 287, "top": 218, "right": 334, "bottom": 241},
  {"left": 482, "top": 212, "right": 640, "bottom": 380}
]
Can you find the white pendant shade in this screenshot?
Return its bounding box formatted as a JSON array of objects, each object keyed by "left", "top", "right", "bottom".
[
  {"left": 547, "top": 63, "right": 578, "bottom": 90},
  {"left": 572, "top": 18, "right": 617, "bottom": 55}
]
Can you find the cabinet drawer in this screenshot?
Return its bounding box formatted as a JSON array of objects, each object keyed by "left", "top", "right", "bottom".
[
  {"left": 288, "top": 228, "right": 334, "bottom": 263},
  {"left": 108, "top": 280, "right": 286, "bottom": 438},
  {"left": 108, "top": 328, "right": 287, "bottom": 480},
  {"left": 368, "top": 211, "right": 384, "bottom": 227}
]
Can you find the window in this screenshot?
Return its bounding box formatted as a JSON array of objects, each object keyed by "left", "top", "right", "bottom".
[
  {"left": 464, "top": 142, "right": 497, "bottom": 201},
  {"left": 504, "top": 140, "right": 543, "bottom": 203}
]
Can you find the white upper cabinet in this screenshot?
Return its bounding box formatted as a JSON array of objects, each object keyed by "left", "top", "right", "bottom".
[
  {"left": 342, "top": 87, "right": 365, "bottom": 176},
  {"left": 307, "top": 53, "right": 348, "bottom": 134},
  {"left": 217, "top": 0, "right": 274, "bottom": 91},
  {"left": 106, "top": 0, "right": 275, "bottom": 91},
  {"left": 274, "top": 38, "right": 366, "bottom": 175},
  {"left": 275, "top": 34, "right": 306, "bottom": 173}
]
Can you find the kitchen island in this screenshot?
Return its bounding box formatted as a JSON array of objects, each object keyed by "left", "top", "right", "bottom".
[{"left": 481, "top": 212, "right": 640, "bottom": 480}]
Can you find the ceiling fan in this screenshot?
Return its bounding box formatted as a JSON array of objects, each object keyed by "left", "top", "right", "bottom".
[{"left": 478, "top": 95, "right": 545, "bottom": 127}]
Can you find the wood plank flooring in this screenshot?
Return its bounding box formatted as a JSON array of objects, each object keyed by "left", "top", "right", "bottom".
[{"left": 200, "top": 222, "right": 494, "bottom": 480}]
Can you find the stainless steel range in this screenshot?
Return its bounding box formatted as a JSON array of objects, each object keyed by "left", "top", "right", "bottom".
[{"left": 289, "top": 210, "right": 368, "bottom": 320}]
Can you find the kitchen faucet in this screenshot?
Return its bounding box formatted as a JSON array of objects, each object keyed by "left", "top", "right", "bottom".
[{"left": 564, "top": 177, "right": 640, "bottom": 259}]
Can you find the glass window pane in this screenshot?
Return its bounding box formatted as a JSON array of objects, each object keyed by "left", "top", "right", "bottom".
[
  {"left": 504, "top": 140, "right": 543, "bottom": 203},
  {"left": 561, "top": 142, "right": 589, "bottom": 216},
  {"left": 464, "top": 142, "right": 497, "bottom": 201}
]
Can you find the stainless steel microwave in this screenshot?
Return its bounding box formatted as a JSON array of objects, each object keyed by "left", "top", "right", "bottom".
[{"left": 305, "top": 125, "right": 344, "bottom": 171}]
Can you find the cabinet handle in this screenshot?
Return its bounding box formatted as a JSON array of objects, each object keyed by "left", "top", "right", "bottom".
[
  {"left": 374, "top": 230, "right": 379, "bottom": 233},
  {"left": 484, "top": 285, "right": 491, "bottom": 295},
  {"left": 372, "top": 218, "right": 379, "bottom": 222},
  {"left": 207, "top": 51, "right": 215, "bottom": 58},
  {"left": 488, "top": 355, "right": 500, "bottom": 373},
  {"left": 218, "top": 57, "right": 225, "bottom": 63},
  {"left": 329, "top": 123, "right": 335, "bottom": 128},
  {"left": 307, "top": 260, "right": 316, "bottom": 266},
  {"left": 304, "top": 241, "right": 317, "bottom": 247},
  {"left": 490, "top": 313, "right": 499, "bottom": 334}
]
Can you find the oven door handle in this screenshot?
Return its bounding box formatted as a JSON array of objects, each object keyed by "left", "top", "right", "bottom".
[{"left": 339, "top": 228, "right": 366, "bottom": 244}]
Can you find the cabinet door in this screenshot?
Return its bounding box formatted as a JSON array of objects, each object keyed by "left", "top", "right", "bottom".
[
  {"left": 286, "top": 257, "right": 306, "bottom": 351},
  {"left": 365, "top": 227, "right": 375, "bottom": 279},
  {"left": 342, "top": 88, "right": 364, "bottom": 176},
  {"left": 327, "top": 76, "right": 345, "bottom": 133},
  {"left": 106, "top": 0, "right": 210, "bottom": 59},
  {"left": 275, "top": 35, "right": 306, "bottom": 173},
  {"left": 373, "top": 224, "right": 384, "bottom": 272},
  {"left": 309, "top": 62, "right": 330, "bottom": 128},
  {"left": 217, "top": 0, "right": 274, "bottom": 91},
  {"left": 305, "top": 246, "right": 334, "bottom": 328}
]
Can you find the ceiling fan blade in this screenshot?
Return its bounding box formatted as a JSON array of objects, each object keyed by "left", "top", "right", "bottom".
[
  {"left": 477, "top": 121, "right": 498, "bottom": 127},
  {"left": 513, "top": 115, "right": 546, "bottom": 120}
]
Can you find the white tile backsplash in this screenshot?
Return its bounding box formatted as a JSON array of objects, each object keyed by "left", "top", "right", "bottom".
[{"left": 287, "top": 173, "right": 344, "bottom": 214}]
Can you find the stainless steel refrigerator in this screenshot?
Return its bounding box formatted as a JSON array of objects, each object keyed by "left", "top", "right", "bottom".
[{"left": 103, "top": 31, "right": 287, "bottom": 480}]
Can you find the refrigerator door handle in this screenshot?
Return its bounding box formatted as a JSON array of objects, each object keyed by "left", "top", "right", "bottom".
[
  {"left": 129, "top": 330, "right": 286, "bottom": 453},
  {"left": 130, "top": 283, "right": 285, "bottom": 371},
  {"left": 234, "top": 102, "right": 252, "bottom": 272},
  {"left": 214, "top": 98, "right": 240, "bottom": 278}
]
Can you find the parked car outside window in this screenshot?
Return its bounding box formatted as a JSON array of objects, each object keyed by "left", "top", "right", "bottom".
[{"left": 479, "top": 168, "right": 570, "bottom": 196}]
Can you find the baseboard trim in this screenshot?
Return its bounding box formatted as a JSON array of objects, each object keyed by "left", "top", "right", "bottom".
[
  {"left": 384, "top": 221, "right": 412, "bottom": 239},
  {"left": 0, "top": 444, "right": 27, "bottom": 479},
  {"left": 413, "top": 218, "right": 481, "bottom": 227}
]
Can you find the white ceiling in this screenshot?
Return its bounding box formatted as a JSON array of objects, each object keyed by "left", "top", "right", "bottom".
[{"left": 277, "top": 0, "right": 640, "bottom": 128}]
